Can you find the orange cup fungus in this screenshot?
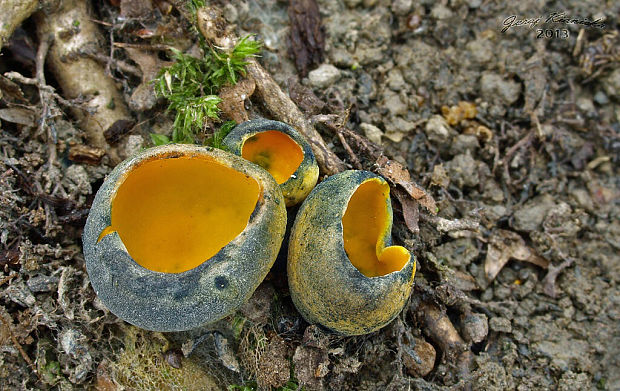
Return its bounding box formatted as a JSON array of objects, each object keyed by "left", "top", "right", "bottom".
[
  {"left": 223, "top": 119, "right": 319, "bottom": 206},
  {"left": 288, "top": 170, "right": 416, "bottom": 335},
  {"left": 83, "top": 144, "right": 286, "bottom": 331}
]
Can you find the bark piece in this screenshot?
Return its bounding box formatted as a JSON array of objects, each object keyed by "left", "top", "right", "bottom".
[
  {"left": 68, "top": 144, "right": 106, "bottom": 165},
  {"left": 218, "top": 78, "right": 255, "bottom": 123},
  {"left": 288, "top": 0, "right": 325, "bottom": 77}
]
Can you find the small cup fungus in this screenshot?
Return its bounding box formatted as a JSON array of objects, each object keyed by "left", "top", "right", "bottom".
[
  {"left": 83, "top": 144, "right": 286, "bottom": 331},
  {"left": 223, "top": 119, "right": 319, "bottom": 206},
  {"left": 287, "top": 170, "right": 416, "bottom": 335}
]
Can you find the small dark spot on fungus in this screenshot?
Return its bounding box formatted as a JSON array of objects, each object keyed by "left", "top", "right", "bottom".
[{"left": 215, "top": 276, "right": 229, "bottom": 290}]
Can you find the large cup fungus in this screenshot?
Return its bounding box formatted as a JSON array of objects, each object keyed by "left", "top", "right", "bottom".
[
  {"left": 288, "top": 170, "right": 416, "bottom": 336},
  {"left": 223, "top": 119, "right": 319, "bottom": 207},
  {"left": 83, "top": 144, "right": 286, "bottom": 331}
]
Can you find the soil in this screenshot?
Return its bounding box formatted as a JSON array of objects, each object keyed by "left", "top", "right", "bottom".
[{"left": 0, "top": 0, "right": 619, "bottom": 390}]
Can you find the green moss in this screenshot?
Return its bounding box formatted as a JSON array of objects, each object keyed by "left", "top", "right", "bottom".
[{"left": 151, "top": 36, "right": 261, "bottom": 145}]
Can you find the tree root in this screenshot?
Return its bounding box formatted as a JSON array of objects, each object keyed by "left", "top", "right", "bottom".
[
  {"left": 0, "top": 0, "right": 38, "bottom": 50},
  {"left": 417, "top": 302, "right": 473, "bottom": 389},
  {"left": 35, "top": 0, "right": 133, "bottom": 164}
]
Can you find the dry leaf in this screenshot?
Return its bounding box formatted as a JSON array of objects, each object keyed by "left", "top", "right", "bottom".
[
  {"left": 394, "top": 188, "right": 419, "bottom": 234},
  {"left": 0, "top": 107, "right": 36, "bottom": 126},
  {"left": 485, "top": 229, "right": 549, "bottom": 281},
  {"left": 376, "top": 155, "right": 437, "bottom": 214}
]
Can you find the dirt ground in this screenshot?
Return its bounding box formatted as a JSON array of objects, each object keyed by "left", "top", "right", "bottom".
[{"left": 0, "top": 0, "right": 619, "bottom": 390}]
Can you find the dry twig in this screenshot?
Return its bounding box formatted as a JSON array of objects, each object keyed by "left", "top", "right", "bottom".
[{"left": 0, "top": 313, "right": 40, "bottom": 381}]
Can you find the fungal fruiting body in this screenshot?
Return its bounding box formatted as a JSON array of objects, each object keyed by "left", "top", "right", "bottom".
[
  {"left": 288, "top": 170, "right": 416, "bottom": 336},
  {"left": 83, "top": 144, "right": 286, "bottom": 331},
  {"left": 101, "top": 156, "right": 259, "bottom": 273},
  {"left": 223, "top": 119, "right": 319, "bottom": 206},
  {"left": 342, "top": 178, "right": 411, "bottom": 278}
]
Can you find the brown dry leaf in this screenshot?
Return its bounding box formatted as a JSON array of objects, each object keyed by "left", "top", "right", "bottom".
[
  {"left": 376, "top": 156, "right": 437, "bottom": 214},
  {"left": 0, "top": 75, "right": 27, "bottom": 103},
  {"left": 124, "top": 47, "right": 170, "bottom": 111},
  {"left": 393, "top": 188, "right": 419, "bottom": 234},
  {"left": 0, "top": 107, "right": 36, "bottom": 126},
  {"left": 485, "top": 229, "right": 549, "bottom": 281},
  {"left": 218, "top": 78, "right": 256, "bottom": 123}
]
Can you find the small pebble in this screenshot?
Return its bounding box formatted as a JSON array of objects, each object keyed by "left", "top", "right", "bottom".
[{"left": 489, "top": 317, "right": 512, "bottom": 333}]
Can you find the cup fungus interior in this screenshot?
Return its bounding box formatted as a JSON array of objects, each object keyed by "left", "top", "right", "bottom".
[
  {"left": 241, "top": 130, "right": 304, "bottom": 184},
  {"left": 97, "top": 155, "right": 260, "bottom": 274},
  {"left": 342, "top": 178, "right": 411, "bottom": 278}
]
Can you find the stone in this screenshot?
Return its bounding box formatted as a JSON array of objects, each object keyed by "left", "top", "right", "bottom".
[
  {"left": 461, "top": 313, "right": 489, "bottom": 343},
  {"left": 402, "top": 336, "right": 436, "bottom": 377},
  {"left": 445, "top": 153, "right": 480, "bottom": 187},
  {"left": 434, "top": 238, "right": 480, "bottom": 268},
  {"left": 307, "top": 64, "right": 341, "bottom": 88},
  {"left": 602, "top": 68, "right": 620, "bottom": 100},
  {"left": 489, "top": 317, "right": 512, "bottom": 333},
  {"left": 466, "top": 39, "right": 493, "bottom": 64},
  {"left": 425, "top": 115, "right": 454, "bottom": 145},
  {"left": 386, "top": 68, "right": 405, "bottom": 91},
  {"left": 383, "top": 90, "right": 408, "bottom": 116},
  {"left": 391, "top": 0, "right": 412, "bottom": 16},
  {"left": 512, "top": 194, "right": 555, "bottom": 232},
  {"left": 480, "top": 72, "right": 522, "bottom": 105},
  {"left": 449, "top": 134, "right": 480, "bottom": 155},
  {"left": 431, "top": 4, "right": 453, "bottom": 20},
  {"left": 384, "top": 117, "right": 416, "bottom": 143},
  {"left": 360, "top": 123, "right": 383, "bottom": 144}
]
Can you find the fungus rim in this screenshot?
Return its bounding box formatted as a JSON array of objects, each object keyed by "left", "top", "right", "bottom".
[{"left": 223, "top": 119, "right": 319, "bottom": 206}]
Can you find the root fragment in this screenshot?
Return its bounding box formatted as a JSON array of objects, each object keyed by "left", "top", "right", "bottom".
[{"left": 35, "top": 0, "right": 132, "bottom": 163}]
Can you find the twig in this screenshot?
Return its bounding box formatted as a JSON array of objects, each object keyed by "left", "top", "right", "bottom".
[
  {"left": 542, "top": 255, "right": 575, "bottom": 298},
  {"left": 0, "top": 273, "right": 17, "bottom": 287},
  {"left": 335, "top": 131, "right": 361, "bottom": 169},
  {"left": 0, "top": 313, "right": 40, "bottom": 380},
  {"left": 82, "top": 50, "right": 143, "bottom": 77},
  {"left": 113, "top": 42, "right": 175, "bottom": 51},
  {"left": 501, "top": 130, "right": 535, "bottom": 185},
  {"left": 4, "top": 72, "right": 75, "bottom": 108},
  {"left": 35, "top": 34, "right": 57, "bottom": 170},
  {"left": 418, "top": 302, "right": 472, "bottom": 390},
  {"left": 419, "top": 213, "right": 479, "bottom": 233}
]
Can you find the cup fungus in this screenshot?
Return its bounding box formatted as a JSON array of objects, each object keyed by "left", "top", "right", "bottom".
[
  {"left": 83, "top": 144, "right": 286, "bottom": 332},
  {"left": 288, "top": 170, "right": 416, "bottom": 336},
  {"left": 223, "top": 119, "right": 319, "bottom": 206}
]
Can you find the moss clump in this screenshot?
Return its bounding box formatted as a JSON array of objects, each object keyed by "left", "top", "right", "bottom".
[{"left": 106, "top": 327, "right": 219, "bottom": 391}]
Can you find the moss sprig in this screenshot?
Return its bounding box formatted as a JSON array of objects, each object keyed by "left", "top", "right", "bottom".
[{"left": 151, "top": 35, "right": 261, "bottom": 146}]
